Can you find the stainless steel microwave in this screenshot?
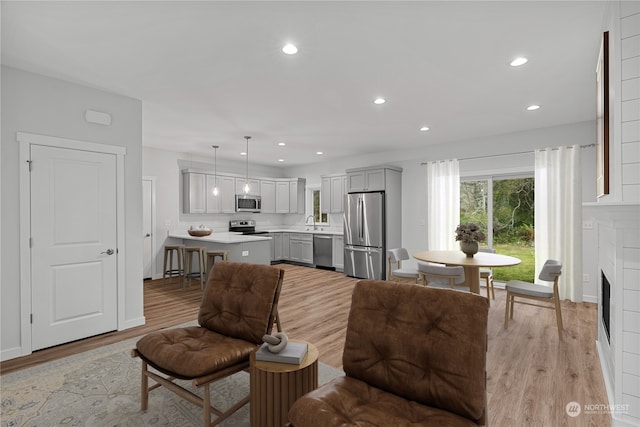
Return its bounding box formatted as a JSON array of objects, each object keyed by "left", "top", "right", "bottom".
[{"left": 235, "top": 194, "right": 261, "bottom": 212}]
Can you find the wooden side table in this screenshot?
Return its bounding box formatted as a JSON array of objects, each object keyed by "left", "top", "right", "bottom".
[{"left": 250, "top": 340, "right": 318, "bottom": 427}]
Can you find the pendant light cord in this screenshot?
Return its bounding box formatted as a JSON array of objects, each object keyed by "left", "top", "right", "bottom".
[{"left": 244, "top": 136, "right": 251, "bottom": 193}]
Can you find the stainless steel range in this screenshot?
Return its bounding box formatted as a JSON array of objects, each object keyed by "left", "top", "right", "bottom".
[{"left": 229, "top": 220, "right": 269, "bottom": 235}]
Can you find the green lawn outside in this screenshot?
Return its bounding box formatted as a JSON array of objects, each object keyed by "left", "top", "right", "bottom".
[{"left": 491, "top": 243, "right": 535, "bottom": 283}]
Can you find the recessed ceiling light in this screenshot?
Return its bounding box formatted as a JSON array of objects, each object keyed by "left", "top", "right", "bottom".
[
  {"left": 278, "top": 142, "right": 286, "bottom": 146},
  {"left": 373, "top": 97, "right": 386, "bottom": 105},
  {"left": 420, "top": 126, "right": 430, "bottom": 132},
  {"left": 316, "top": 151, "right": 324, "bottom": 155},
  {"left": 282, "top": 44, "right": 298, "bottom": 55},
  {"left": 526, "top": 105, "right": 541, "bottom": 111},
  {"left": 510, "top": 57, "right": 528, "bottom": 67},
  {"left": 278, "top": 159, "right": 285, "bottom": 162},
  {"left": 240, "top": 151, "right": 247, "bottom": 156}
]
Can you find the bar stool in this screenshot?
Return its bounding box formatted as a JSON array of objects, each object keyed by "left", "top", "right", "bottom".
[
  {"left": 206, "top": 250, "right": 229, "bottom": 276},
  {"left": 184, "top": 246, "right": 207, "bottom": 289},
  {"left": 163, "top": 244, "right": 185, "bottom": 280}
]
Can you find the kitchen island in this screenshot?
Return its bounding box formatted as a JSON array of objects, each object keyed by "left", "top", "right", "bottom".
[{"left": 168, "top": 231, "right": 272, "bottom": 265}]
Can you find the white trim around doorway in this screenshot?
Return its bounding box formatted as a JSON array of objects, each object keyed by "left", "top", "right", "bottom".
[{"left": 17, "top": 131, "right": 127, "bottom": 357}]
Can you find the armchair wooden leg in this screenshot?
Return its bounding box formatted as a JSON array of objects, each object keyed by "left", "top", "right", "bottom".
[
  {"left": 141, "top": 360, "right": 149, "bottom": 411},
  {"left": 203, "top": 385, "right": 211, "bottom": 427}
]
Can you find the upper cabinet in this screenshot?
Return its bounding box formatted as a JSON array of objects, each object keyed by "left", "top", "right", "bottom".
[
  {"left": 260, "top": 180, "right": 276, "bottom": 213},
  {"left": 183, "top": 172, "right": 206, "bottom": 214},
  {"left": 276, "top": 181, "right": 290, "bottom": 213},
  {"left": 185, "top": 171, "right": 237, "bottom": 214},
  {"left": 182, "top": 170, "right": 305, "bottom": 215},
  {"left": 288, "top": 178, "right": 306, "bottom": 214},
  {"left": 346, "top": 166, "right": 401, "bottom": 193},
  {"left": 235, "top": 178, "right": 261, "bottom": 196},
  {"left": 321, "top": 174, "right": 347, "bottom": 213}
]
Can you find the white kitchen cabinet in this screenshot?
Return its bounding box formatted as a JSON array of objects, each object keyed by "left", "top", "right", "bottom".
[
  {"left": 330, "top": 175, "right": 346, "bottom": 213},
  {"left": 268, "top": 232, "right": 284, "bottom": 261},
  {"left": 289, "top": 233, "right": 313, "bottom": 264},
  {"left": 261, "top": 180, "right": 276, "bottom": 213},
  {"left": 289, "top": 179, "right": 305, "bottom": 213},
  {"left": 182, "top": 169, "right": 304, "bottom": 215},
  {"left": 321, "top": 177, "right": 331, "bottom": 214},
  {"left": 320, "top": 175, "right": 346, "bottom": 213},
  {"left": 346, "top": 168, "right": 385, "bottom": 192},
  {"left": 346, "top": 166, "right": 402, "bottom": 193},
  {"left": 276, "top": 181, "right": 290, "bottom": 213},
  {"left": 281, "top": 233, "right": 290, "bottom": 260},
  {"left": 183, "top": 171, "right": 206, "bottom": 213},
  {"left": 332, "top": 235, "right": 344, "bottom": 270},
  {"left": 206, "top": 175, "right": 236, "bottom": 213},
  {"left": 220, "top": 176, "right": 236, "bottom": 213},
  {"left": 235, "top": 177, "right": 261, "bottom": 196},
  {"left": 206, "top": 175, "right": 221, "bottom": 213}
]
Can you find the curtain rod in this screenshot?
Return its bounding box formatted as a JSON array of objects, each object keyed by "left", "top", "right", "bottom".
[{"left": 420, "top": 143, "right": 596, "bottom": 165}]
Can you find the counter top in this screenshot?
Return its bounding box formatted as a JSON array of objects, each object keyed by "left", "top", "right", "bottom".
[
  {"left": 264, "top": 229, "right": 343, "bottom": 236},
  {"left": 169, "top": 231, "right": 272, "bottom": 244}
]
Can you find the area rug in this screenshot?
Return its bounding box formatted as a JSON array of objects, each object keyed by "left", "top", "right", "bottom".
[{"left": 0, "top": 324, "right": 344, "bottom": 426}]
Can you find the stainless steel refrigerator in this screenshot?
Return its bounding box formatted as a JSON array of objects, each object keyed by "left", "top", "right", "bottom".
[{"left": 344, "top": 192, "right": 385, "bottom": 280}]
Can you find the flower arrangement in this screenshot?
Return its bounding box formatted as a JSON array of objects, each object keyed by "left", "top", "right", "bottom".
[{"left": 455, "top": 223, "right": 486, "bottom": 244}]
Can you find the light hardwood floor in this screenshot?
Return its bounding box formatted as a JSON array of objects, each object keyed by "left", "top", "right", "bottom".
[{"left": 1, "top": 263, "right": 609, "bottom": 426}]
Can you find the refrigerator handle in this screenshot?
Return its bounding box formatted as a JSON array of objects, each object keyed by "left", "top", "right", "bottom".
[
  {"left": 356, "top": 196, "right": 361, "bottom": 242},
  {"left": 359, "top": 196, "right": 364, "bottom": 241}
]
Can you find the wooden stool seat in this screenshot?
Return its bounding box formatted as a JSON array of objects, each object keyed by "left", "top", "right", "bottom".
[
  {"left": 184, "top": 246, "right": 207, "bottom": 289},
  {"left": 206, "top": 250, "right": 229, "bottom": 276},
  {"left": 163, "top": 244, "right": 185, "bottom": 279}
]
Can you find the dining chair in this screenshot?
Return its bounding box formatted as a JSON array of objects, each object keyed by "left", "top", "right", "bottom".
[
  {"left": 387, "top": 248, "right": 421, "bottom": 284},
  {"left": 418, "top": 263, "right": 467, "bottom": 291},
  {"left": 504, "top": 259, "right": 563, "bottom": 340},
  {"left": 132, "top": 261, "right": 284, "bottom": 426},
  {"left": 478, "top": 248, "right": 496, "bottom": 305}
]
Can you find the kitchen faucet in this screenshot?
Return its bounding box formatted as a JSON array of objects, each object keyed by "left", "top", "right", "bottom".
[{"left": 305, "top": 215, "right": 317, "bottom": 230}]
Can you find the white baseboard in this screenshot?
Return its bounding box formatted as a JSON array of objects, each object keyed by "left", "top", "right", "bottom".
[
  {"left": 583, "top": 294, "right": 598, "bottom": 304},
  {"left": 119, "top": 316, "right": 145, "bottom": 331},
  {"left": 0, "top": 346, "right": 27, "bottom": 362}
]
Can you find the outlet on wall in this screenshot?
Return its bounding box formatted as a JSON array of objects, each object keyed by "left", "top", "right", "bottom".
[{"left": 242, "top": 250, "right": 249, "bottom": 257}]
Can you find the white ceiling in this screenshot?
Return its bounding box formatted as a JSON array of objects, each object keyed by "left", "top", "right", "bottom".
[{"left": 1, "top": 1, "right": 607, "bottom": 167}]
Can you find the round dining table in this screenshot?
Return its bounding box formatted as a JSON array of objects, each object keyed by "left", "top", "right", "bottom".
[{"left": 413, "top": 250, "right": 521, "bottom": 294}]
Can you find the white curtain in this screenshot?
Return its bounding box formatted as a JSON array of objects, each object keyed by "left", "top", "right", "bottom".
[
  {"left": 534, "top": 146, "right": 582, "bottom": 302},
  {"left": 426, "top": 159, "right": 460, "bottom": 250}
]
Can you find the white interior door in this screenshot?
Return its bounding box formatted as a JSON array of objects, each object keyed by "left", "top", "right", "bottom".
[
  {"left": 142, "top": 178, "right": 154, "bottom": 279},
  {"left": 30, "top": 145, "right": 118, "bottom": 350}
]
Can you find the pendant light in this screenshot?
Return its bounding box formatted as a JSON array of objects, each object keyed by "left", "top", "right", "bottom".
[
  {"left": 211, "top": 145, "right": 219, "bottom": 196},
  {"left": 243, "top": 136, "right": 251, "bottom": 194}
]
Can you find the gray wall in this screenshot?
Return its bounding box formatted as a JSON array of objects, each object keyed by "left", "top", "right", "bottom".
[{"left": 1, "top": 66, "right": 144, "bottom": 358}]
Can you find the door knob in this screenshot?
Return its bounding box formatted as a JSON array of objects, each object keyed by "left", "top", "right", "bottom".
[{"left": 101, "top": 249, "right": 115, "bottom": 255}]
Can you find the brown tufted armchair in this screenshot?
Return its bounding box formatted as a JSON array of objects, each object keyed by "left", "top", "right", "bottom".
[
  {"left": 288, "top": 279, "right": 489, "bottom": 426},
  {"left": 132, "top": 261, "right": 284, "bottom": 426}
]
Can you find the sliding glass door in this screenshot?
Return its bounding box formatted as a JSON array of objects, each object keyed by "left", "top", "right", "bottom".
[{"left": 460, "top": 175, "right": 535, "bottom": 282}]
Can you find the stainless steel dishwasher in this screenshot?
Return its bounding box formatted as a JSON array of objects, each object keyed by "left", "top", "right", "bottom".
[{"left": 313, "top": 234, "right": 334, "bottom": 270}]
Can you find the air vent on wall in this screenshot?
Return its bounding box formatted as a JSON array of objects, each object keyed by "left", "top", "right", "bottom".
[{"left": 85, "top": 109, "right": 112, "bottom": 126}]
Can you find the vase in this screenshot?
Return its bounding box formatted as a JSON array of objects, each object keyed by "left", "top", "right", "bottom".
[{"left": 460, "top": 241, "right": 478, "bottom": 258}]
